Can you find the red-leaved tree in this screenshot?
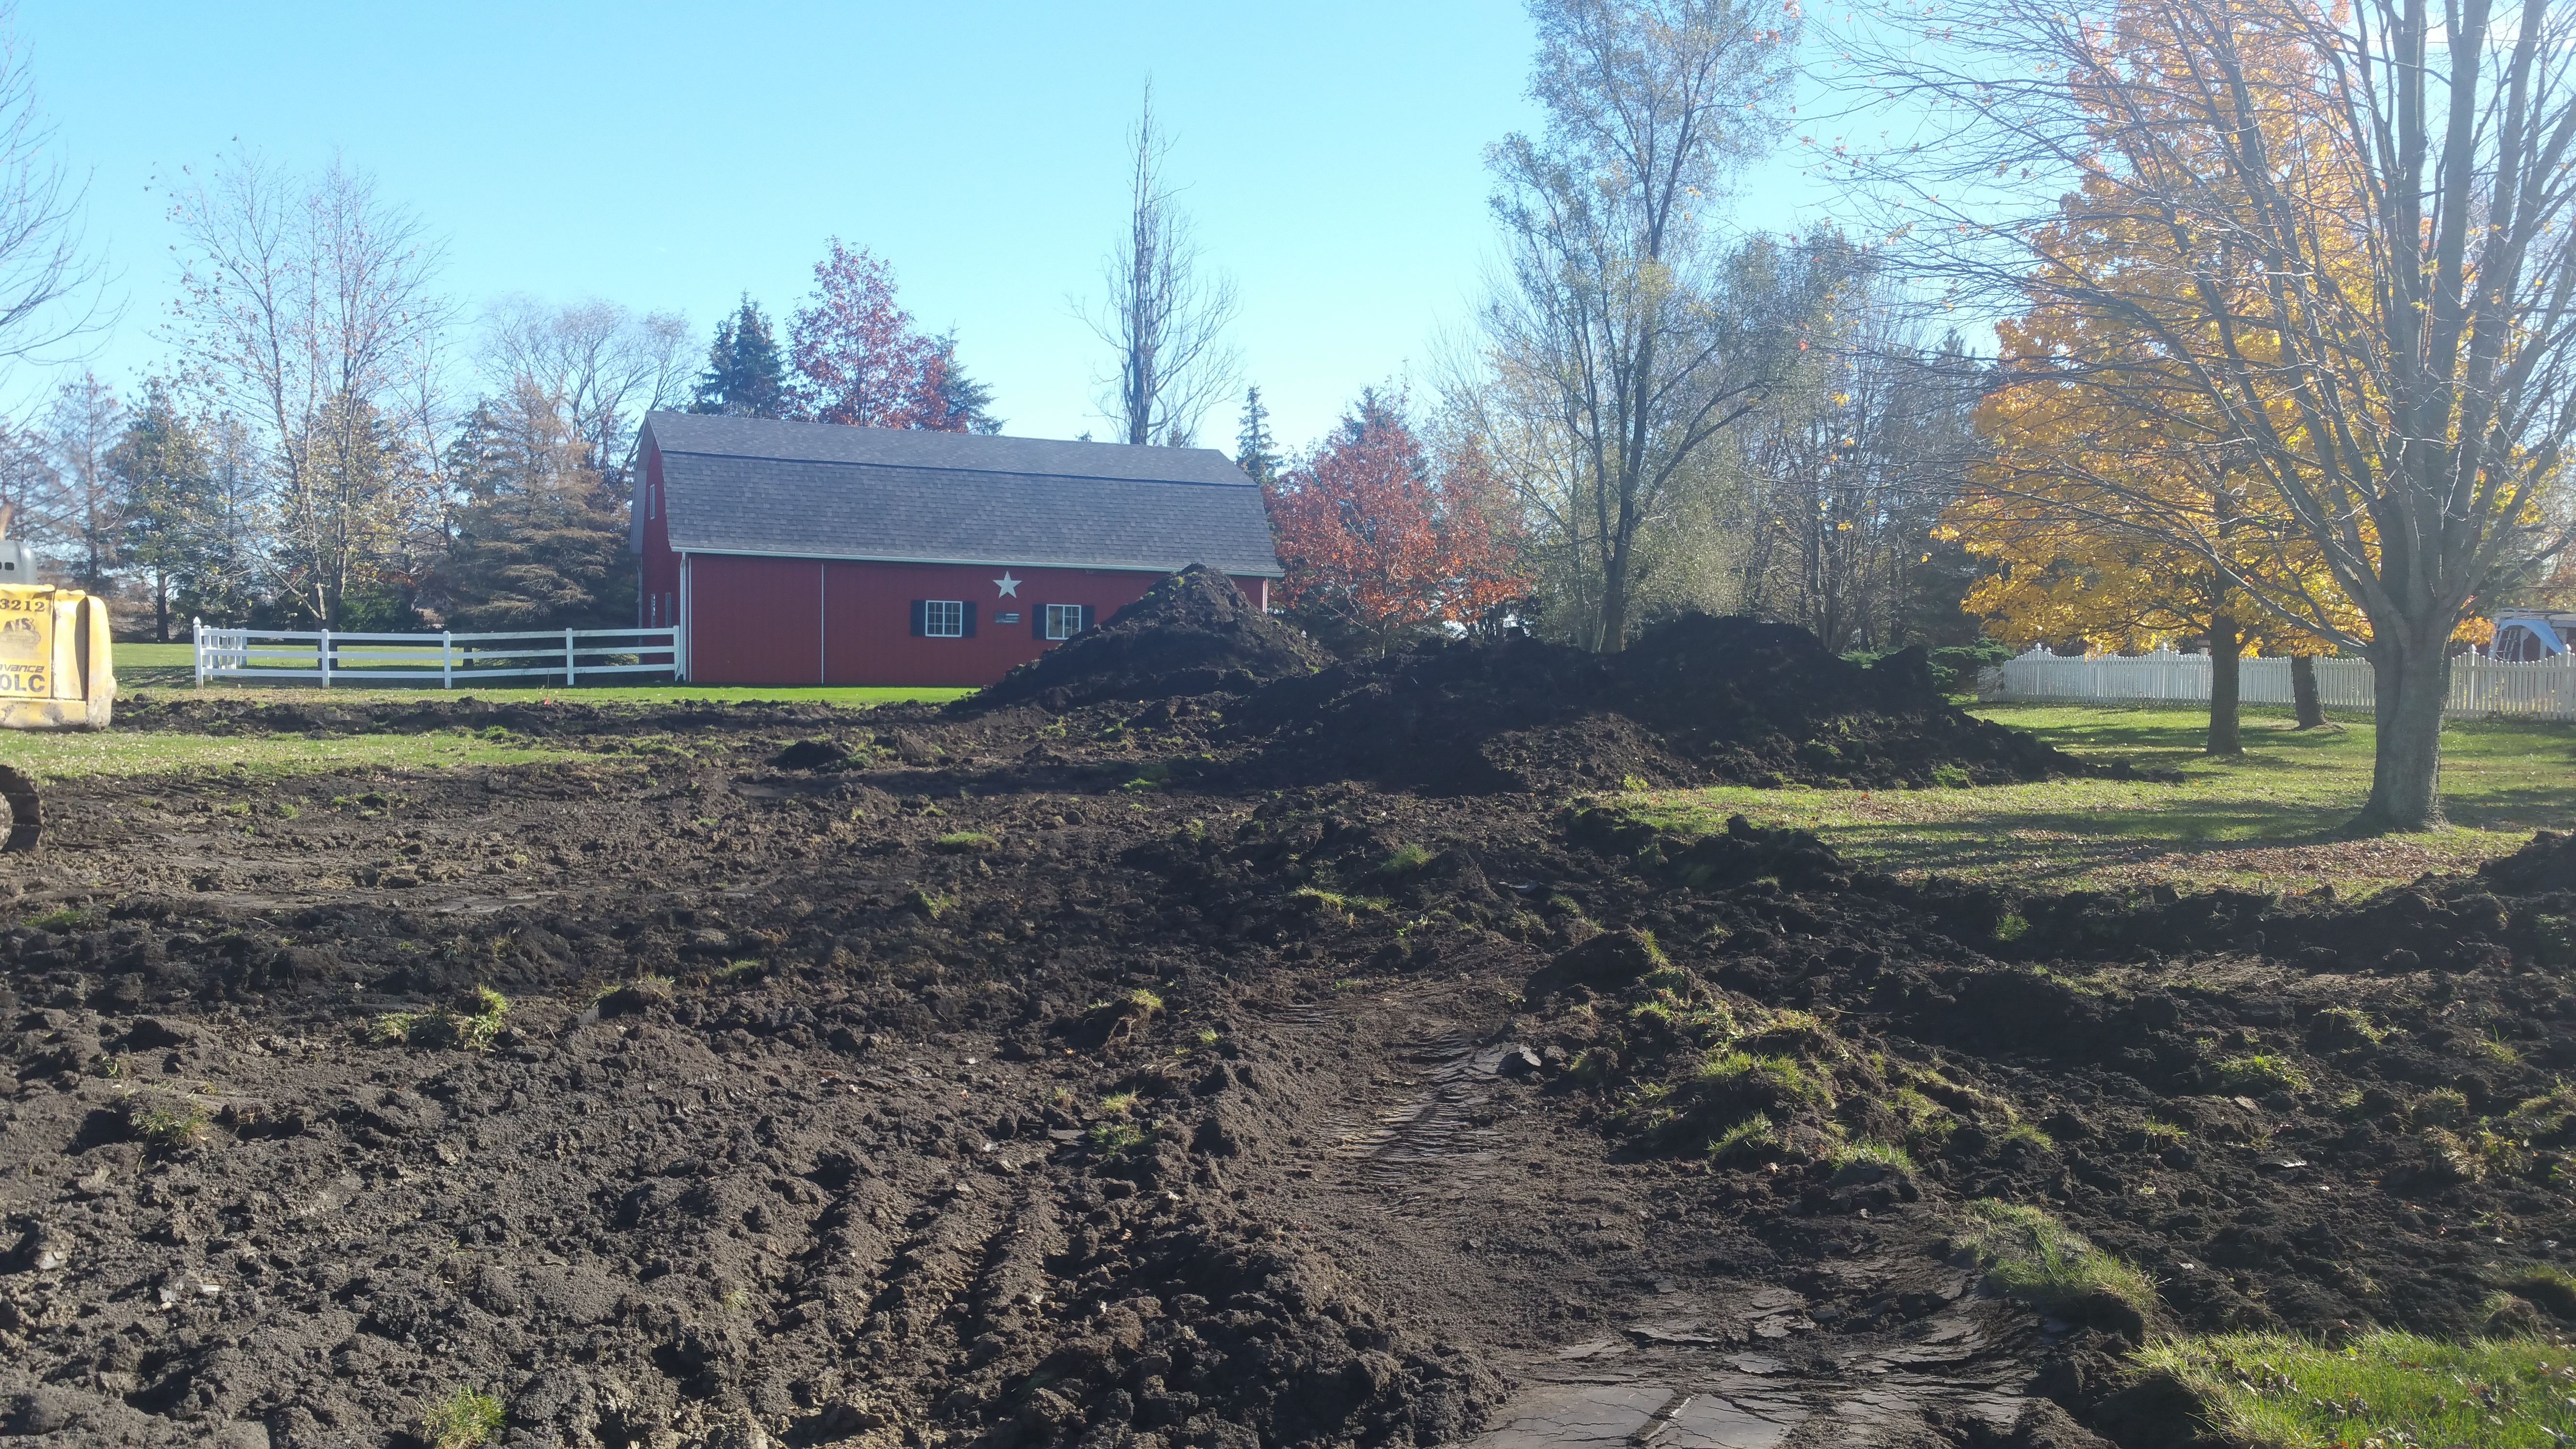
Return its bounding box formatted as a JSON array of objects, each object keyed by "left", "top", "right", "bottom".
[
  {"left": 788, "top": 240, "right": 955, "bottom": 430},
  {"left": 1264, "top": 389, "right": 1527, "bottom": 655}
]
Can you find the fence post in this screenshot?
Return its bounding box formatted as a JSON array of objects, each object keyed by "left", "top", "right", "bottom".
[
  {"left": 192, "top": 617, "right": 204, "bottom": 687},
  {"left": 318, "top": 628, "right": 331, "bottom": 690},
  {"left": 441, "top": 631, "right": 453, "bottom": 690},
  {"left": 564, "top": 627, "right": 576, "bottom": 688}
]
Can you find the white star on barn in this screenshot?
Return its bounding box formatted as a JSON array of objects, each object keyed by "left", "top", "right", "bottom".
[{"left": 993, "top": 573, "right": 1021, "bottom": 598}]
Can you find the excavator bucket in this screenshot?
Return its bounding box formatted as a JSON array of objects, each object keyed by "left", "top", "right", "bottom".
[{"left": 0, "top": 583, "right": 115, "bottom": 851}]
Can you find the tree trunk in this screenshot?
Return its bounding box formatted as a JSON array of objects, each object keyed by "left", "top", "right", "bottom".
[
  {"left": 154, "top": 574, "right": 168, "bottom": 644},
  {"left": 1599, "top": 544, "right": 1632, "bottom": 653},
  {"left": 2290, "top": 653, "right": 2324, "bottom": 728},
  {"left": 2353, "top": 638, "right": 2448, "bottom": 831},
  {"left": 2206, "top": 613, "right": 2241, "bottom": 755}
]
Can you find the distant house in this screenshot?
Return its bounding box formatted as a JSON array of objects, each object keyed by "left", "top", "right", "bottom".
[{"left": 631, "top": 413, "right": 1283, "bottom": 687}]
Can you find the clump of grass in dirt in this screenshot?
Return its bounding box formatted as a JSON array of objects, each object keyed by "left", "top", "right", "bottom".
[
  {"left": 934, "top": 830, "right": 997, "bottom": 853},
  {"left": 2410, "top": 1087, "right": 2473, "bottom": 1128},
  {"left": 123, "top": 1093, "right": 210, "bottom": 1149},
  {"left": 1948, "top": 1199, "right": 2157, "bottom": 1329},
  {"left": 1828, "top": 1139, "right": 1916, "bottom": 1177},
  {"left": 2218, "top": 1053, "right": 2311, "bottom": 1095},
  {"left": 420, "top": 1387, "right": 506, "bottom": 1449},
  {"left": 904, "top": 886, "right": 956, "bottom": 918},
  {"left": 1088, "top": 1120, "right": 1147, "bottom": 1155},
  {"left": 2140, "top": 1330, "right": 2576, "bottom": 1449},
  {"left": 2311, "top": 1006, "right": 2388, "bottom": 1048},
  {"left": 368, "top": 986, "right": 508, "bottom": 1051},
  {"left": 24, "top": 906, "right": 85, "bottom": 933},
  {"left": 2503, "top": 1263, "right": 2576, "bottom": 1319},
  {"left": 1379, "top": 842, "right": 1434, "bottom": 876}
]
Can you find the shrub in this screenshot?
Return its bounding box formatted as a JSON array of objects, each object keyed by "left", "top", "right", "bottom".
[
  {"left": 1949, "top": 1199, "right": 2157, "bottom": 1326},
  {"left": 421, "top": 1388, "right": 505, "bottom": 1449}
]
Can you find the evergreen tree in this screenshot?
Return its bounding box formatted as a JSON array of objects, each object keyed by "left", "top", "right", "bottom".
[
  {"left": 688, "top": 295, "right": 788, "bottom": 418},
  {"left": 1235, "top": 385, "right": 1279, "bottom": 484},
  {"left": 111, "top": 380, "right": 217, "bottom": 641},
  {"left": 928, "top": 334, "right": 1003, "bottom": 435},
  {"left": 438, "top": 380, "right": 637, "bottom": 630}
]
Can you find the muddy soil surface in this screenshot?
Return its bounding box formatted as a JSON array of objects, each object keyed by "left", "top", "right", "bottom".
[{"left": 0, "top": 697, "right": 2565, "bottom": 1449}]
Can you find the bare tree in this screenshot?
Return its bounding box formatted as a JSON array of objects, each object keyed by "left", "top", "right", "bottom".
[
  {"left": 1084, "top": 84, "right": 1238, "bottom": 447},
  {"left": 480, "top": 295, "right": 689, "bottom": 498},
  {"left": 1478, "top": 0, "right": 1834, "bottom": 651},
  {"left": 30, "top": 370, "right": 120, "bottom": 589},
  {"left": 1834, "top": 0, "right": 2576, "bottom": 831},
  {"left": 0, "top": 7, "right": 101, "bottom": 370},
  {"left": 164, "top": 152, "right": 454, "bottom": 627}
]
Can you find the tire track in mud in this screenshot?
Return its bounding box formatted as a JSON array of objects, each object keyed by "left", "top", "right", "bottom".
[{"left": 1263, "top": 995, "right": 2083, "bottom": 1449}]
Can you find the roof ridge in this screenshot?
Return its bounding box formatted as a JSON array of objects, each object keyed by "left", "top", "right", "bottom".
[{"left": 651, "top": 444, "right": 1260, "bottom": 485}]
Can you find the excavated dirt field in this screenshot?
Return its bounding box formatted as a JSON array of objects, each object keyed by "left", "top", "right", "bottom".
[{"left": 2, "top": 668, "right": 2572, "bottom": 1448}]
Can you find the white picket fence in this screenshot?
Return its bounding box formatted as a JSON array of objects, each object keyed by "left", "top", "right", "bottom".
[
  {"left": 192, "top": 620, "right": 678, "bottom": 688},
  {"left": 1980, "top": 644, "right": 2576, "bottom": 720}
]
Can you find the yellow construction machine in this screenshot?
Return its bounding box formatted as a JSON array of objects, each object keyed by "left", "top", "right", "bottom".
[{"left": 0, "top": 516, "right": 113, "bottom": 850}]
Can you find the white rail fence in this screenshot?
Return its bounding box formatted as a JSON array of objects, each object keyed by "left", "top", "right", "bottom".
[
  {"left": 192, "top": 620, "right": 678, "bottom": 689},
  {"left": 1980, "top": 645, "right": 2576, "bottom": 720}
]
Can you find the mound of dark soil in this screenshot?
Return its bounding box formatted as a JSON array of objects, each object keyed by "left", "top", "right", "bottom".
[
  {"left": 1241, "top": 615, "right": 2086, "bottom": 793},
  {"left": 969, "top": 565, "right": 1327, "bottom": 712}
]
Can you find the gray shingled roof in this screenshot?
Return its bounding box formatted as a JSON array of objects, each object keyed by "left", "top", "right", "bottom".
[{"left": 639, "top": 413, "right": 1282, "bottom": 576}]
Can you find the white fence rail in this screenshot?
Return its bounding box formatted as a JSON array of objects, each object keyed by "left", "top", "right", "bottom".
[
  {"left": 1981, "top": 645, "right": 2576, "bottom": 720},
  {"left": 193, "top": 620, "right": 678, "bottom": 689}
]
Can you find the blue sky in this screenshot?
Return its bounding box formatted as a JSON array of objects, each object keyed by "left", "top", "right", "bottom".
[{"left": 14, "top": 0, "right": 1843, "bottom": 453}]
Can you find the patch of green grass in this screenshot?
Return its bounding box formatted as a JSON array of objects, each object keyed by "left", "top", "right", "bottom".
[
  {"left": 1098, "top": 1090, "right": 1139, "bottom": 1115},
  {"left": 1125, "top": 987, "right": 1164, "bottom": 1013},
  {"left": 2141, "top": 1329, "right": 2576, "bottom": 1449},
  {"left": 2218, "top": 1053, "right": 2312, "bottom": 1095},
  {"left": 1087, "top": 1120, "right": 1147, "bottom": 1155},
  {"left": 1829, "top": 1139, "right": 1917, "bottom": 1175},
  {"left": 1706, "top": 1115, "right": 1779, "bottom": 1162},
  {"left": 419, "top": 1387, "right": 506, "bottom": 1449},
  {"left": 1380, "top": 843, "right": 1434, "bottom": 875},
  {"left": 0, "top": 728, "right": 588, "bottom": 781},
  {"left": 24, "top": 906, "right": 85, "bottom": 932},
  {"left": 368, "top": 987, "right": 508, "bottom": 1051},
  {"left": 1615, "top": 703, "right": 2576, "bottom": 897},
  {"left": 1949, "top": 1199, "right": 2157, "bottom": 1322},
  {"left": 904, "top": 887, "right": 957, "bottom": 919},
  {"left": 124, "top": 1094, "right": 210, "bottom": 1149},
  {"left": 934, "top": 830, "right": 998, "bottom": 853}
]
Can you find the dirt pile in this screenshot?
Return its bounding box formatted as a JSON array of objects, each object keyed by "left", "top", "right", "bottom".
[
  {"left": 971, "top": 566, "right": 1328, "bottom": 713},
  {"left": 1241, "top": 615, "right": 2086, "bottom": 793}
]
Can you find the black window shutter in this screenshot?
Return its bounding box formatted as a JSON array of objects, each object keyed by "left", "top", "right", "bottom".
[
  {"left": 963, "top": 601, "right": 977, "bottom": 638},
  {"left": 1078, "top": 605, "right": 1092, "bottom": 633},
  {"left": 909, "top": 601, "right": 926, "bottom": 637},
  {"left": 1033, "top": 605, "right": 1047, "bottom": 641}
]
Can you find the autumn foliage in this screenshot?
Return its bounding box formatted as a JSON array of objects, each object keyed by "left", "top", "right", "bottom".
[
  {"left": 1263, "top": 390, "right": 1527, "bottom": 655},
  {"left": 788, "top": 240, "right": 969, "bottom": 431}
]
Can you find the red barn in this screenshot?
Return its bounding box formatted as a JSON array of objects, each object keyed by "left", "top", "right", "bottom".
[{"left": 631, "top": 413, "right": 1283, "bottom": 687}]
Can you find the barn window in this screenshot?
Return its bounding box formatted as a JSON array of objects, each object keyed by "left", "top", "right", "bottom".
[
  {"left": 1043, "top": 604, "right": 1091, "bottom": 640},
  {"left": 915, "top": 600, "right": 967, "bottom": 638}
]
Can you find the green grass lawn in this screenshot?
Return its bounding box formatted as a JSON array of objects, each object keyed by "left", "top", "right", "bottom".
[
  {"left": 0, "top": 728, "right": 592, "bottom": 782},
  {"left": 110, "top": 642, "right": 970, "bottom": 708},
  {"left": 1618, "top": 702, "right": 2576, "bottom": 897}
]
